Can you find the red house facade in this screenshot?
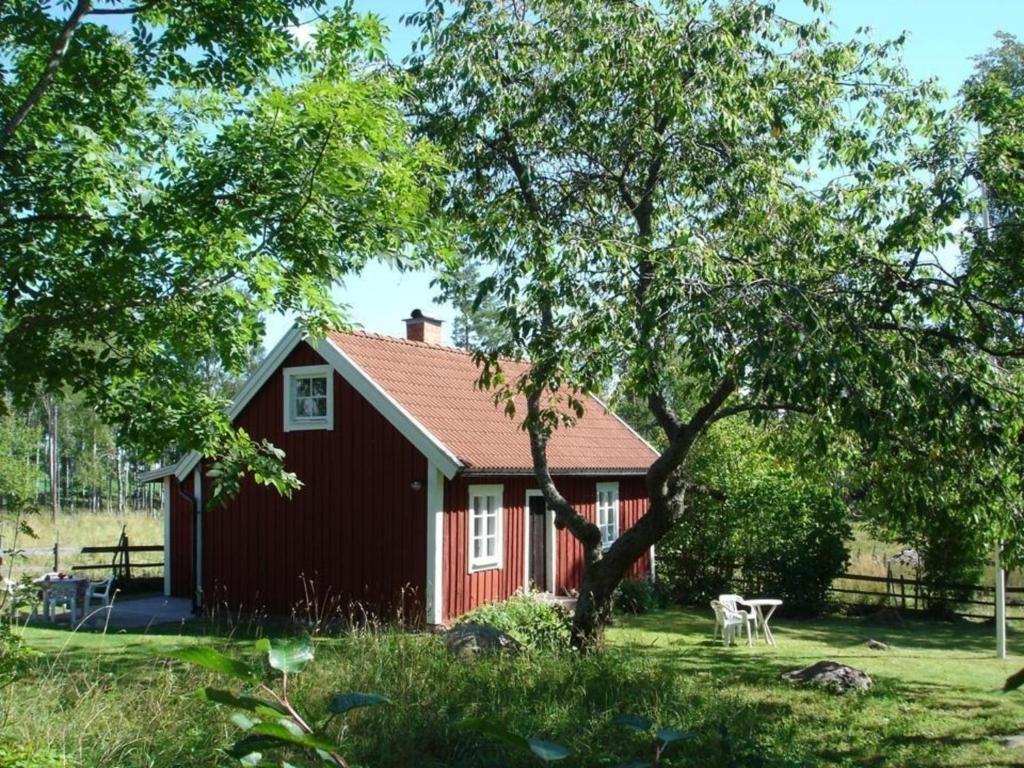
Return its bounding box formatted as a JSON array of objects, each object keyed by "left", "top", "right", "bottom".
[{"left": 145, "top": 312, "right": 658, "bottom": 625}]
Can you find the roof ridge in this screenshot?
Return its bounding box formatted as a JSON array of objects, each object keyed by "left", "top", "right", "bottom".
[{"left": 330, "top": 328, "right": 527, "bottom": 366}]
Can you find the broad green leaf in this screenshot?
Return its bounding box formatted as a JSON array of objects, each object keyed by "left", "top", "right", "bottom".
[
  {"left": 199, "top": 688, "right": 287, "bottom": 716},
  {"left": 231, "top": 712, "right": 258, "bottom": 731},
  {"left": 1004, "top": 667, "right": 1024, "bottom": 692},
  {"left": 164, "top": 647, "right": 256, "bottom": 682},
  {"left": 256, "top": 637, "right": 315, "bottom": 673},
  {"left": 456, "top": 717, "right": 531, "bottom": 751},
  {"left": 527, "top": 738, "right": 571, "bottom": 762},
  {"left": 247, "top": 721, "right": 338, "bottom": 753},
  {"left": 656, "top": 728, "right": 695, "bottom": 744},
  {"left": 614, "top": 714, "right": 653, "bottom": 732},
  {"left": 327, "top": 692, "right": 390, "bottom": 715}
]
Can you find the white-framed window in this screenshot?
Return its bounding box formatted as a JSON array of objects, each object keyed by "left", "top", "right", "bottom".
[
  {"left": 469, "top": 484, "right": 503, "bottom": 572},
  {"left": 283, "top": 365, "right": 333, "bottom": 432},
  {"left": 596, "top": 481, "right": 619, "bottom": 549}
]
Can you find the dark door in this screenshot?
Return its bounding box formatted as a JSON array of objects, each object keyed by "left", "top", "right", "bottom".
[{"left": 528, "top": 495, "right": 547, "bottom": 589}]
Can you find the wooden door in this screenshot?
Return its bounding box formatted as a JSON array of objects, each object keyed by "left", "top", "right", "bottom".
[{"left": 528, "top": 495, "right": 547, "bottom": 590}]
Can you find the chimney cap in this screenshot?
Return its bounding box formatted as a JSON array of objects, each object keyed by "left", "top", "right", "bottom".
[{"left": 404, "top": 308, "right": 442, "bottom": 324}]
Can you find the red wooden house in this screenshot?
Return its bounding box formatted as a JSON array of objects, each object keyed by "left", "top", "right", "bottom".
[{"left": 143, "top": 311, "right": 657, "bottom": 625}]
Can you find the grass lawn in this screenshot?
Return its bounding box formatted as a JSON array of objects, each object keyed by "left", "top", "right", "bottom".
[{"left": 6, "top": 607, "right": 1024, "bottom": 767}]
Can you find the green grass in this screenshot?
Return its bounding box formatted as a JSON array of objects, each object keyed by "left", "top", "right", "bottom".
[
  {"left": 4, "top": 511, "right": 164, "bottom": 582},
  {"left": 6, "top": 608, "right": 1024, "bottom": 767}
]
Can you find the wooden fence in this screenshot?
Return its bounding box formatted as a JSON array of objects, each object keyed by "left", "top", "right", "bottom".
[
  {"left": 19, "top": 526, "right": 162, "bottom": 581},
  {"left": 830, "top": 571, "right": 1024, "bottom": 621}
]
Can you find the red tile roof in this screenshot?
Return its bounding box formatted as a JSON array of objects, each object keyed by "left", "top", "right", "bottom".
[{"left": 327, "top": 331, "right": 658, "bottom": 474}]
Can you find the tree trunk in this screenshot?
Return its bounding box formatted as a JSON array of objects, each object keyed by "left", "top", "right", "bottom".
[
  {"left": 47, "top": 395, "right": 59, "bottom": 523},
  {"left": 569, "top": 492, "right": 680, "bottom": 650}
]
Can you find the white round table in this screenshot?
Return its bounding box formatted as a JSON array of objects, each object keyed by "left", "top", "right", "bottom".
[{"left": 739, "top": 598, "right": 782, "bottom": 646}]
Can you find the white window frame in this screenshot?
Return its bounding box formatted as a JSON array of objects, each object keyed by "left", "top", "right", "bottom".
[
  {"left": 596, "top": 481, "right": 620, "bottom": 550},
  {"left": 468, "top": 484, "right": 503, "bottom": 572},
  {"left": 283, "top": 365, "right": 334, "bottom": 432}
]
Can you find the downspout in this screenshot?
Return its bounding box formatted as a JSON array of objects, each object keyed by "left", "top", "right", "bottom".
[{"left": 176, "top": 481, "right": 202, "bottom": 614}]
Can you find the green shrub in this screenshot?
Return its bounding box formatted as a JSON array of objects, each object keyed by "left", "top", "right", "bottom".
[
  {"left": 735, "top": 474, "right": 850, "bottom": 616},
  {"left": 614, "top": 578, "right": 658, "bottom": 614},
  {"left": 455, "top": 593, "right": 572, "bottom": 651},
  {"left": 660, "top": 470, "right": 850, "bottom": 616},
  {"left": 0, "top": 741, "right": 65, "bottom": 768}
]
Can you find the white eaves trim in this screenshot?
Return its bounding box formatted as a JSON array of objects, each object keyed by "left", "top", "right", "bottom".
[
  {"left": 173, "top": 323, "right": 463, "bottom": 481},
  {"left": 139, "top": 465, "right": 176, "bottom": 483}
]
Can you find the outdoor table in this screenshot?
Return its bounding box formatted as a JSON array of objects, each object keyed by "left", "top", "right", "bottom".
[
  {"left": 35, "top": 574, "right": 88, "bottom": 624},
  {"left": 739, "top": 598, "right": 782, "bottom": 646}
]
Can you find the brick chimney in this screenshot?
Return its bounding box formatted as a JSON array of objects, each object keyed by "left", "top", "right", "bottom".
[{"left": 404, "top": 309, "right": 443, "bottom": 345}]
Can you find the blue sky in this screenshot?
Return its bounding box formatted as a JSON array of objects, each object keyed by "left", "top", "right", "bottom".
[{"left": 265, "top": 0, "right": 1024, "bottom": 347}]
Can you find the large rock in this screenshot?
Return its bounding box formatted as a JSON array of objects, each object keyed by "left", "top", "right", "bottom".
[
  {"left": 782, "top": 661, "right": 874, "bottom": 693},
  {"left": 445, "top": 623, "right": 522, "bottom": 658}
]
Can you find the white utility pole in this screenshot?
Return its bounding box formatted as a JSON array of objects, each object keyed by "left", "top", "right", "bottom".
[{"left": 996, "top": 542, "right": 1007, "bottom": 659}]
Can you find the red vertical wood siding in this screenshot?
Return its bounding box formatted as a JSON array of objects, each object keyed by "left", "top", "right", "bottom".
[
  {"left": 199, "top": 342, "right": 428, "bottom": 619},
  {"left": 168, "top": 475, "right": 194, "bottom": 599},
  {"left": 441, "top": 474, "right": 650, "bottom": 622}
]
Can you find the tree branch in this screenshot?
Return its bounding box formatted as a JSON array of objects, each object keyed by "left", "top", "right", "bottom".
[
  {"left": 708, "top": 400, "right": 814, "bottom": 424},
  {"left": 525, "top": 387, "right": 602, "bottom": 552},
  {"left": 0, "top": 0, "right": 93, "bottom": 152}
]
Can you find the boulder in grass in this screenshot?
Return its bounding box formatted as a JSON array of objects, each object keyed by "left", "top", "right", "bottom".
[
  {"left": 445, "top": 623, "right": 522, "bottom": 658},
  {"left": 866, "top": 639, "right": 890, "bottom": 651},
  {"left": 1001, "top": 735, "right": 1024, "bottom": 750},
  {"left": 782, "top": 661, "right": 874, "bottom": 693}
]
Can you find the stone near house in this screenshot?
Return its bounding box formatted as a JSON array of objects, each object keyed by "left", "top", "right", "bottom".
[
  {"left": 445, "top": 623, "right": 522, "bottom": 658},
  {"left": 866, "top": 639, "right": 890, "bottom": 650},
  {"left": 782, "top": 661, "right": 874, "bottom": 693}
]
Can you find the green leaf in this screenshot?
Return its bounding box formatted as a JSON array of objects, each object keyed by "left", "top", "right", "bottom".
[
  {"left": 256, "top": 637, "right": 315, "bottom": 673},
  {"left": 527, "top": 738, "right": 571, "bottom": 762},
  {"left": 456, "top": 717, "right": 530, "bottom": 751},
  {"left": 247, "top": 722, "right": 338, "bottom": 753},
  {"left": 656, "top": 727, "right": 695, "bottom": 744},
  {"left": 327, "top": 692, "right": 390, "bottom": 715},
  {"left": 457, "top": 719, "right": 569, "bottom": 762},
  {"left": 199, "top": 688, "right": 287, "bottom": 716},
  {"left": 1004, "top": 667, "right": 1024, "bottom": 692},
  {"left": 164, "top": 647, "right": 256, "bottom": 682},
  {"left": 614, "top": 714, "right": 653, "bottom": 732}
]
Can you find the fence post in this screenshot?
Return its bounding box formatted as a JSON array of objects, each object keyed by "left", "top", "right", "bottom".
[
  {"left": 123, "top": 533, "right": 131, "bottom": 581},
  {"left": 900, "top": 574, "right": 906, "bottom": 610},
  {"left": 53, "top": 532, "right": 59, "bottom": 573}
]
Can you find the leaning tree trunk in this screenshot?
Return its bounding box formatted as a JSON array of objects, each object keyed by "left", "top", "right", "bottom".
[{"left": 569, "top": 493, "right": 680, "bottom": 651}]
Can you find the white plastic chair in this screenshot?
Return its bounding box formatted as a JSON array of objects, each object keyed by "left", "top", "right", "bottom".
[
  {"left": 719, "top": 593, "right": 757, "bottom": 638},
  {"left": 710, "top": 600, "right": 751, "bottom": 646},
  {"left": 45, "top": 581, "right": 79, "bottom": 624},
  {"left": 85, "top": 577, "right": 114, "bottom": 614}
]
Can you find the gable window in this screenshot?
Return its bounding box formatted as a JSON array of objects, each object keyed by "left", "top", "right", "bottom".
[
  {"left": 469, "top": 484, "right": 503, "bottom": 571},
  {"left": 283, "top": 365, "right": 333, "bottom": 431},
  {"left": 596, "top": 481, "right": 619, "bottom": 548}
]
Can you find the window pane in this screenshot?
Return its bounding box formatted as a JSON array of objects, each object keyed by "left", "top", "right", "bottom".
[
  {"left": 311, "top": 377, "right": 327, "bottom": 396},
  {"left": 474, "top": 538, "right": 481, "bottom": 558},
  {"left": 486, "top": 512, "right": 496, "bottom": 536},
  {"left": 296, "top": 378, "right": 311, "bottom": 397},
  {"left": 486, "top": 536, "right": 495, "bottom": 557}
]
